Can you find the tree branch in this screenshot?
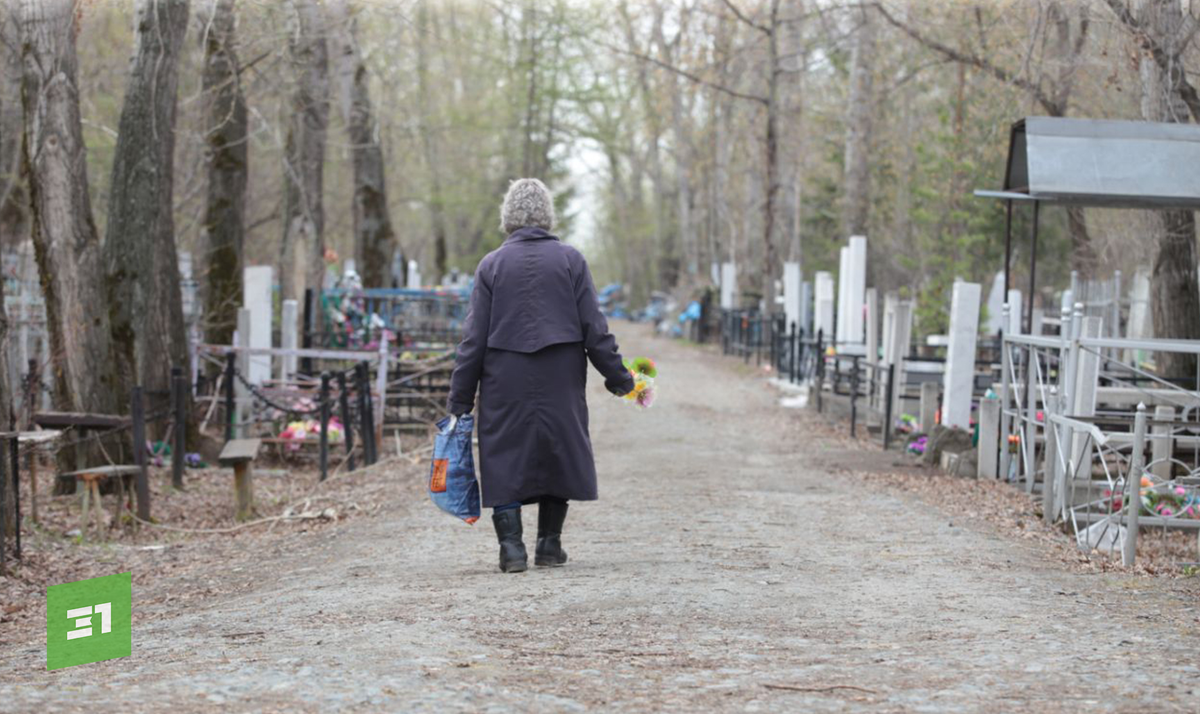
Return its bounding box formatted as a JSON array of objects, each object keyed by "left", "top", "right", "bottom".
[
  {"left": 874, "top": 2, "right": 1058, "bottom": 115},
  {"left": 604, "top": 42, "right": 768, "bottom": 105},
  {"left": 719, "top": 0, "right": 770, "bottom": 35},
  {"left": 1101, "top": 0, "right": 1200, "bottom": 123}
]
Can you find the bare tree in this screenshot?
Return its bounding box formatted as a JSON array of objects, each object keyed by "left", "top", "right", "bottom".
[
  {"left": 876, "top": 1, "right": 1097, "bottom": 276},
  {"left": 1106, "top": 0, "right": 1199, "bottom": 375},
  {"left": 104, "top": 0, "right": 191, "bottom": 407},
  {"left": 17, "top": 0, "right": 122, "bottom": 469},
  {"left": 841, "top": 4, "right": 874, "bottom": 239},
  {"left": 332, "top": 1, "right": 401, "bottom": 288},
  {"left": 201, "top": 0, "right": 247, "bottom": 347},
  {"left": 415, "top": 0, "right": 448, "bottom": 279},
  {"left": 280, "top": 0, "right": 330, "bottom": 304}
]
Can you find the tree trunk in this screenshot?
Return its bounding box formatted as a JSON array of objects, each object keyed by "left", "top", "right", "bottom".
[
  {"left": 104, "top": 0, "right": 190, "bottom": 416},
  {"left": 761, "top": 0, "right": 783, "bottom": 306},
  {"left": 0, "top": 8, "right": 29, "bottom": 254},
  {"left": 201, "top": 0, "right": 247, "bottom": 348},
  {"left": 333, "top": 1, "right": 400, "bottom": 289},
  {"left": 1134, "top": 0, "right": 1199, "bottom": 377},
  {"left": 415, "top": 0, "right": 447, "bottom": 280},
  {"left": 280, "top": 0, "right": 330, "bottom": 304},
  {"left": 18, "top": 0, "right": 122, "bottom": 472},
  {"left": 841, "top": 4, "right": 874, "bottom": 239}
]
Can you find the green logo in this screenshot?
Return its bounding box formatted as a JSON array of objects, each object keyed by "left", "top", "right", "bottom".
[{"left": 46, "top": 572, "right": 132, "bottom": 670}]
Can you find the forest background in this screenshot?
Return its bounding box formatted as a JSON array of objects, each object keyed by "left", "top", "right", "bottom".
[{"left": 1, "top": 0, "right": 1198, "bottom": 439}]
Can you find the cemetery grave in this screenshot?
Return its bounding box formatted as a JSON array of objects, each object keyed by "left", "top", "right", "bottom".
[{"left": 707, "top": 117, "right": 1200, "bottom": 572}]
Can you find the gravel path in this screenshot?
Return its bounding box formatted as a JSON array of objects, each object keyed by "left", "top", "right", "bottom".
[{"left": 3, "top": 326, "right": 1199, "bottom": 713}]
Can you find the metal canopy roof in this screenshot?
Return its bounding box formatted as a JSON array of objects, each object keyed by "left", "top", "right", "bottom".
[{"left": 982, "top": 116, "right": 1200, "bottom": 209}]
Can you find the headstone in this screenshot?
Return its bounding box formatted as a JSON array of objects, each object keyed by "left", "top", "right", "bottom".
[
  {"left": 407, "top": 260, "right": 421, "bottom": 289},
  {"left": 1030, "top": 308, "right": 1045, "bottom": 337},
  {"left": 865, "top": 288, "right": 879, "bottom": 363},
  {"left": 836, "top": 247, "right": 850, "bottom": 344},
  {"left": 783, "top": 262, "right": 802, "bottom": 334},
  {"left": 813, "top": 272, "right": 835, "bottom": 341},
  {"left": 984, "top": 271, "right": 1005, "bottom": 335},
  {"left": 710, "top": 262, "right": 720, "bottom": 286},
  {"left": 1125, "top": 267, "right": 1151, "bottom": 363},
  {"left": 920, "top": 381, "right": 939, "bottom": 432},
  {"left": 1151, "top": 405, "right": 1175, "bottom": 479},
  {"left": 720, "top": 262, "right": 737, "bottom": 310},
  {"left": 940, "top": 281, "right": 981, "bottom": 430},
  {"left": 885, "top": 298, "right": 914, "bottom": 419},
  {"left": 243, "top": 266, "right": 273, "bottom": 385},
  {"left": 977, "top": 396, "right": 1000, "bottom": 479},
  {"left": 1006, "top": 289, "right": 1023, "bottom": 335},
  {"left": 279, "top": 299, "right": 299, "bottom": 383},
  {"left": 845, "top": 236, "right": 867, "bottom": 346},
  {"left": 800, "top": 281, "right": 813, "bottom": 337}
]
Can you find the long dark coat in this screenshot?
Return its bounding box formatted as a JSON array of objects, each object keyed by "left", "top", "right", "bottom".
[{"left": 447, "top": 227, "right": 634, "bottom": 507}]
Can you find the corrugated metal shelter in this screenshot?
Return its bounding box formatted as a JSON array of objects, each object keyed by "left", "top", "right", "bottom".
[{"left": 974, "top": 116, "right": 1200, "bottom": 332}]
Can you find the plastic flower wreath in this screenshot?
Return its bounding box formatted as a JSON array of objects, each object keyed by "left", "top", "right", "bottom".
[{"left": 620, "top": 357, "right": 658, "bottom": 408}]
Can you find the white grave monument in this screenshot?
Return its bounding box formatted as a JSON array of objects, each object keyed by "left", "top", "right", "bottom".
[
  {"left": 836, "top": 246, "right": 850, "bottom": 343},
  {"left": 279, "top": 299, "right": 299, "bottom": 383},
  {"left": 1006, "top": 289, "right": 1022, "bottom": 335},
  {"left": 407, "top": 260, "right": 421, "bottom": 289},
  {"left": 814, "top": 272, "right": 835, "bottom": 341},
  {"left": 984, "top": 270, "right": 1005, "bottom": 335},
  {"left": 720, "top": 262, "right": 737, "bottom": 310},
  {"left": 940, "top": 280, "right": 982, "bottom": 430},
  {"left": 243, "top": 266, "right": 273, "bottom": 385},
  {"left": 783, "top": 262, "right": 802, "bottom": 333},
  {"left": 836, "top": 236, "right": 867, "bottom": 352}
]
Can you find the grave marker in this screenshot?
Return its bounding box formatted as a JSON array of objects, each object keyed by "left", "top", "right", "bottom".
[
  {"left": 243, "top": 266, "right": 273, "bottom": 386},
  {"left": 814, "top": 272, "right": 835, "bottom": 340},
  {"left": 940, "top": 281, "right": 981, "bottom": 430},
  {"left": 720, "top": 262, "right": 737, "bottom": 310}
]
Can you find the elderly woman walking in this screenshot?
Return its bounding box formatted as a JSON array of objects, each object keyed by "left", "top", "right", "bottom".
[{"left": 447, "top": 179, "right": 635, "bottom": 573}]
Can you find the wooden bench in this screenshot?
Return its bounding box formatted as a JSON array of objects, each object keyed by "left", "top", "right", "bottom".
[
  {"left": 219, "top": 439, "right": 261, "bottom": 522},
  {"left": 60, "top": 465, "right": 141, "bottom": 541}
]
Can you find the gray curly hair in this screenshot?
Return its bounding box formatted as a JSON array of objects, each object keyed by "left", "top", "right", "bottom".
[{"left": 500, "top": 178, "right": 556, "bottom": 234}]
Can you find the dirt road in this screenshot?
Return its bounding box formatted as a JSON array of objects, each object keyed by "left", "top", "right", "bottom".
[{"left": 3, "top": 326, "right": 1199, "bottom": 712}]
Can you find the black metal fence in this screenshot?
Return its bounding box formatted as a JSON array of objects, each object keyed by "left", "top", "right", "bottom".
[{"left": 717, "top": 309, "right": 898, "bottom": 450}]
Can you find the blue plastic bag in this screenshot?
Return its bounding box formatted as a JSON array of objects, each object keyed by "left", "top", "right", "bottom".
[{"left": 429, "top": 414, "right": 481, "bottom": 524}]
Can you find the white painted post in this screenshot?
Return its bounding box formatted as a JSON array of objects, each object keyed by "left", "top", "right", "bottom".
[
  {"left": 836, "top": 247, "right": 850, "bottom": 346},
  {"left": 243, "top": 266, "right": 273, "bottom": 385},
  {"left": 1042, "top": 387, "right": 1060, "bottom": 522},
  {"left": 1123, "top": 404, "right": 1147, "bottom": 567},
  {"left": 889, "top": 299, "right": 914, "bottom": 420},
  {"left": 1151, "top": 405, "right": 1175, "bottom": 479},
  {"left": 941, "top": 281, "right": 981, "bottom": 430},
  {"left": 978, "top": 395, "right": 1000, "bottom": 479},
  {"left": 1006, "top": 289, "right": 1022, "bottom": 335},
  {"left": 720, "top": 262, "right": 737, "bottom": 310},
  {"left": 279, "top": 299, "right": 299, "bottom": 383},
  {"left": 407, "top": 260, "right": 421, "bottom": 289},
  {"left": 865, "top": 287, "right": 879, "bottom": 363},
  {"left": 783, "top": 262, "right": 802, "bottom": 337},
  {"left": 375, "top": 339, "right": 389, "bottom": 451},
  {"left": 235, "top": 308, "right": 252, "bottom": 439},
  {"left": 813, "top": 272, "right": 835, "bottom": 340},
  {"left": 1069, "top": 314, "right": 1103, "bottom": 485}
]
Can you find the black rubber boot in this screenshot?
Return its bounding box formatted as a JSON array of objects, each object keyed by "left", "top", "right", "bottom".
[
  {"left": 535, "top": 500, "right": 569, "bottom": 567},
  {"left": 492, "top": 509, "right": 528, "bottom": 573}
]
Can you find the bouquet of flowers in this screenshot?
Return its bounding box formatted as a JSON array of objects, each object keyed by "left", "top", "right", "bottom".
[{"left": 620, "top": 357, "right": 658, "bottom": 408}]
